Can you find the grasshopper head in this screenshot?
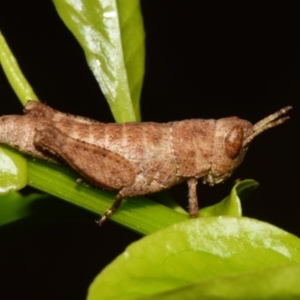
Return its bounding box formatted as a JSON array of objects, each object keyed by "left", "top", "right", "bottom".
[{"left": 204, "top": 106, "right": 292, "bottom": 186}]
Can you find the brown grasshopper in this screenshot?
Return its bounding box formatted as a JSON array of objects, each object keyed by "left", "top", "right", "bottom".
[{"left": 0, "top": 101, "right": 292, "bottom": 224}]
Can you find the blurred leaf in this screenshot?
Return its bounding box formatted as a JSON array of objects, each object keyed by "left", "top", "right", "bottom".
[
  {"left": 0, "top": 146, "right": 27, "bottom": 195},
  {"left": 53, "top": 0, "right": 145, "bottom": 122},
  {"left": 0, "top": 191, "right": 46, "bottom": 226},
  {"left": 0, "top": 31, "right": 38, "bottom": 195},
  {"left": 200, "top": 179, "right": 259, "bottom": 217},
  {"left": 88, "top": 217, "right": 300, "bottom": 300}
]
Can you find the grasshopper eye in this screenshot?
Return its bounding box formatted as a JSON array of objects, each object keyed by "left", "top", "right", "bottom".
[{"left": 225, "top": 125, "right": 244, "bottom": 159}]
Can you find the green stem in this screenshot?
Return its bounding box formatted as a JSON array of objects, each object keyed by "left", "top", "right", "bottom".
[
  {"left": 0, "top": 31, "right": 38, "bottom": 105},
  {"left": 27, "top": 157, "right": 188, "bottom": 235}
]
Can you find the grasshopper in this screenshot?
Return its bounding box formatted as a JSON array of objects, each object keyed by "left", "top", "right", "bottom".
[{"left": 0, "top": 101, "right": 292, "bottom": 224}]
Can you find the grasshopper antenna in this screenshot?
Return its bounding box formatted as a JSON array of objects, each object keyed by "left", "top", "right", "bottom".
[{"left": 243, "top": 106, "right": 293, "bottom": 146}]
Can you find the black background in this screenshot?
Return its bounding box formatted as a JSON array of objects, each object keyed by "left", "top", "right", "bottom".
[{"left": 0, "top": 1, "right": 299, "bottom": 299}]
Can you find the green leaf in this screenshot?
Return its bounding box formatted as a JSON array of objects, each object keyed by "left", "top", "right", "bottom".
[
  {"left": 139, "top": 263, "right": 300, "bottom": 300},
  {"left": 0, "top": 191, "right": 46, "bottom": 226},
  {"left": 53, "top": 0, "right": 145, "bottom": 123},
  {"left": 200, "top": 179, "right": 259, "bottom": 217},
  {"left": 87, "top": 217, "right": 300, "bottom": 300},
  {"left": 0, "top": 31, "right": 38, "bottom": 195},
  {"left": 0, "top": 31, "right": 38, "bottom": 105},
  {"left": 0, "top": 146, "right": 27, "bottom": 194}
]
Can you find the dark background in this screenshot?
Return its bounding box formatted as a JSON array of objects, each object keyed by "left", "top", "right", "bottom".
[{"left": 0, "top": 1, "right": 299, "bottom": 299}]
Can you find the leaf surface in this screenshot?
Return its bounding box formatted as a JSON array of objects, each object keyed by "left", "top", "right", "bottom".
[
  {"left": 0, "top": 146, "right": 27, "bottom": 195},
  {"left": 0, "top": 192, "right": 46, "bottom": 226},
  {"left": 200, "top": 179, "right": 259, "bottom": 217},
  {"left": 53, "top": 0, "right": 145, "bottom": 122},
  {"left": 88, "top": 217, "right": 300, "bottom": 300}
]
